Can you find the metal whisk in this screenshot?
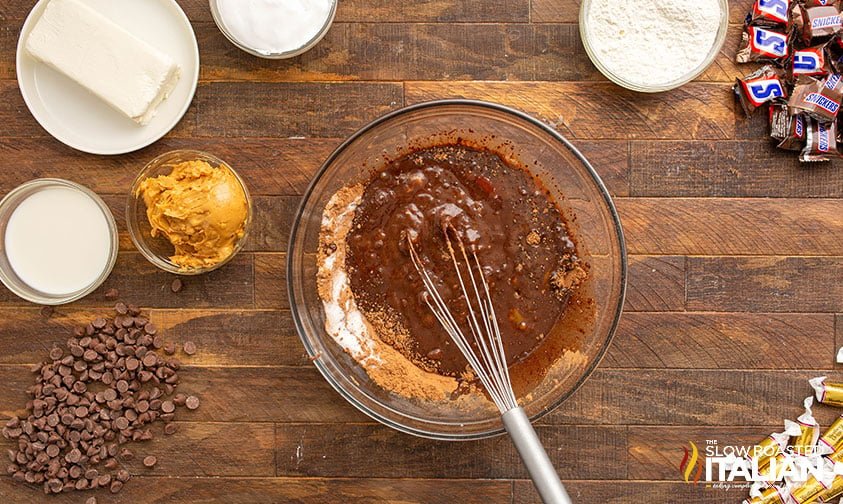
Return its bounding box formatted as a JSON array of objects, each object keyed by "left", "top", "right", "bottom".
[{"left": 408, "top": 229, "right": 573, "bottom": 504}]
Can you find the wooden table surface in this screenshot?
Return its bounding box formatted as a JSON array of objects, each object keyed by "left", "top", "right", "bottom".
[{"left": 1, "top": 0, "right": 842, "bottom": 502}]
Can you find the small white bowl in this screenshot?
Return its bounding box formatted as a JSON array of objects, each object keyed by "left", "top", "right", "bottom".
[
  {"left": 209, "top": 0, "right": 337, "bottom": 59},
  {"left": 0, "top": 179, "right": 118, "bottom": 305},
  {"left": 580, "top": 0, "right": 729, "bottom": 93}
]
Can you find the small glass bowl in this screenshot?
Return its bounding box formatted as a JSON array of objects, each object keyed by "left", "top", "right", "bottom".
[
  {"left": 0, "top": 178, "right": 118, "bottom": 305},
  {"left": 580, "top": 0, "right": 729, "bottom": 92},
  {"left": 126, "top": 150, "right": 253, "bottom": 275},
  {"left": 209, "top": 0, "right": 337, "bottom": 59}
]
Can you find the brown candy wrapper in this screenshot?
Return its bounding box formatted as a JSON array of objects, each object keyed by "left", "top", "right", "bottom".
[
  {"left": 792, "top": 5, "right": 843, "bottom": 46},
  {"left": 800, "top": 0, "right": 839, "bottom": 8},
  {"left": 737, "top": 26, "right": 790, "bottom": 63},
  {"left": 801, "top": 117, "right": 839, "bottom": 161},
  {"left": 825, "top": 36, "right": 843, "bottom": 72},
  {"left": 746, "top": 0, "right": 790, "bottom": 26},
  {"left": 736, "top": 65, "right": 788, "bottom": 115},
  {"left": 788, "top": 73, "right": 843, "bottom": 121},
  {"left": 772, "top": 104, "right": 808, "bottom": 150}
]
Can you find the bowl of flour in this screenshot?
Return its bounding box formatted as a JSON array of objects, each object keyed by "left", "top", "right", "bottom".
[{"left": 580, "top": 0, "right": 728, "bottom": 92}]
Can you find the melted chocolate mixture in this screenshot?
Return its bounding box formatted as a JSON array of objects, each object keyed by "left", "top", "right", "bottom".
[{"left": 346, "top": 145, "right": 586, "bottom": 378}]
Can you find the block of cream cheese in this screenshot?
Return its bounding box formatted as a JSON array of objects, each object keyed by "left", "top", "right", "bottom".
[{"left": 25, "top": 0, "right": 181, "bottom": 126}]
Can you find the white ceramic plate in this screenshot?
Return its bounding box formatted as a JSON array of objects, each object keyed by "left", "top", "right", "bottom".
[{"left": 16, "top": 0, "right": 200, "bottom": 155}]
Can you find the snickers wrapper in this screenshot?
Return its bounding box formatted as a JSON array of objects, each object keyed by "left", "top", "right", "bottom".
[
  {"left": 746, "top": 0, "right": 790, "bottom": 26},
  {"left": 775, "top": 107, "right": 808, "bottom": 150},
  {"left": 736, "top": 65, "right": 789, "bottom": 115},
  {"left": 737, "top": 26, "right": 790, "bottom": 63},
  {"left": 793, "top": 5, "right": 843, "bottom": 45},
  {"left": 801, "top": 117, "right": 840, "bottom": 161},
  {"left": 792, "top": 44, "right": 832, "bottom": 77},
  {"left": 788, "top": 74, "right": 843, "bottom": 122},
  {"left": 801, "top": 0, "right": 839, "bottom": 8}
]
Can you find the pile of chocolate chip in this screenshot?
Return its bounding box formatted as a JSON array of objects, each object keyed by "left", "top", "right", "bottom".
[
  {"left": 2, "top": 303, "right": 200, "bottom": 496},
  {"left": 733, "top": 0, "right": 843, "bottom": 161}
]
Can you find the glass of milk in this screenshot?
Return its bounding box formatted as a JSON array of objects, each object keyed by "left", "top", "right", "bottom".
[{"left": 0, "top": 179, "right": 118, "bottom": 305}]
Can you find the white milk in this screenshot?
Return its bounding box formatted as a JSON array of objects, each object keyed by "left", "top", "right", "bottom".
[
  {"left": 5, "top": 186, "right": 112, "bottom": 295},
  {"left": 215, "top": 0, "right": 334, "bottom": 55}
]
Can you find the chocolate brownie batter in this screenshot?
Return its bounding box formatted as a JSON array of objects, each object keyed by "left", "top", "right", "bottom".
[{"left": 345, "top": 144, "right": 587, "bottom": 378}]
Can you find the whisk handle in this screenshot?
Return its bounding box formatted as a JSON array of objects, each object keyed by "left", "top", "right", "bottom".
[{"left": 502, "top": 407, "right": 573, "bottom": 504}]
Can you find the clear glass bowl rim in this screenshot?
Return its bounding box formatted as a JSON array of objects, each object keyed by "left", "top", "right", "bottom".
[
  {"left": 208, "top": 0, "right": 337, "bottom": 59},
  {"left": 0, "top": 178, "right": 119, "bottom": 305},
  {"left": 126, "top": 149, "right": 253, "bottom": 276},
  {"left": 579, "top": 0, "right": 730, "bottom": 93},
  {"left": 287, "top": 99, "right": 628, "bottom": 440}
]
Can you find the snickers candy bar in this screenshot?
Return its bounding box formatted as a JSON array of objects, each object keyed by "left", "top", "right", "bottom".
[
  {"left": 800, "top": 0, "right": 838, "bottom": 7},
  {"left": 746, "top": 0, "right": 790, "bottom": 26},
  {"left": 793, "top": 5, "right": 842, "bottom": 45},
  {"left": 735, "top": 65, "right": 788, "bottom": 115},
  {"left": 825, "top": 36, "right": 843, "bottom": 72},
  {"left": 788, "top": 73, "right": 843, "bottom": 121},
  {"left": 791, "top": 44, "right": 831, "bottom": 77},
  {"left": 737, "top": 26, "right": 789, "bottom": 63},
  {"left": 775, "top": 107, "right": 807, "bottom": 150},
  {"left": 801, "top": 117, "right": 839, "bottom": 161}
]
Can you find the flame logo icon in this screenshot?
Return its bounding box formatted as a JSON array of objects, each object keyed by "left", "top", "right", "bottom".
[{"left": 679, "top": 441, "right": 703, "bottom": 485}]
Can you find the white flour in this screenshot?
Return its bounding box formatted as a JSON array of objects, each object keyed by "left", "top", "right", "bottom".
[{"left": 585, "top": 0, "right": 722, "bottom": 87}]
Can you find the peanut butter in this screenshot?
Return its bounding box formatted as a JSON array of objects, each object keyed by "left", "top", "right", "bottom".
[{"left": 137, "top": 160, "right": 248, "bottom": 270}]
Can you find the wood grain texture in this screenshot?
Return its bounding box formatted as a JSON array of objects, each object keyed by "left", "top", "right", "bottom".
[
  {"left": 687, "top": 257, "right": 843, "bottom": 312},
  {"left": 0, "top": 477, "right": 513, "bottom": 503},
  {"left": 618, "top": 198, "right": 843, "bottom": 256},
  {"left": 195, "top": 23, "right": 600, "bottom": 83},
  {"left": 605, "top": 313, "right": 836, "bottom": 369},
  {"left": 276, "top": 423, "right": 627, "bottom": 479},
  {"left": 544, "top": 370, "right": 822, "bottom": 426},
  {"left": 630, "top": 141, "right": 843, "bottom": 197},
  {"left": 184, "top": 82, "right": 404, "bottom": 139},
  {"left": 0, "top": 137, "right": 340, "bottom": 196},
  {"left": 513, "top": 480, "right": 742, "bottom": 504},
  {"left": 624, "top": 256, "right": 685, "bottom": 312},
  {"left": 406, "top": 82, "right": 736, "bottom": 140},
  {"left": 0, "top": 365, "right": 368, "bottom": 423},
  {"left": 0, "top": 0, "right": 839, "bottom": 501},
  {"left": 0, "top": 308, "right": 304, "bottom": 367}
]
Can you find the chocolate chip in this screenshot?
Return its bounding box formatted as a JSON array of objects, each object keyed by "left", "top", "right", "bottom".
[
  {"left": 185, "top": 396, "right": 200, "bottom": 410},
  {"left": 116, "top": 469, "right": 130, "bottom": 482},
  {"left": 161, "top": 400, "right": 175, "bottom": 413},
  {"left": 142, "top": 353, "right": 157, "bottom": 368},
  {"left": 183, "top": 341, "right": 196, "bottom": 355},
  {"left": 110, "top": 480, "right": 123, "bottom": 493},
  {"left": 163, "top": 423, "right": 178, "bottom": 435},
  {"left": 48, "top": 347, "right": 63, "bottom": 361},
  {"left": 164, "top": 343, "right": 176, "bottom": 355},
  {"left": 86, "top": 497, "right": 98, "bottom": 504},
  {"left": 143, "top": 455, "right": 157, "bottom": 468},
  {"left": 120, "top": 448, "right": 133, "bottom": 459},
  {"left": 170, "top": 278, "right": 183, "bottom": 292}
]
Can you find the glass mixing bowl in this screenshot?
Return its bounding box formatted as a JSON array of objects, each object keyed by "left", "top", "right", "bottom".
[{"left": 288, "top": 100, "right": 626, "bottom": 440}]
